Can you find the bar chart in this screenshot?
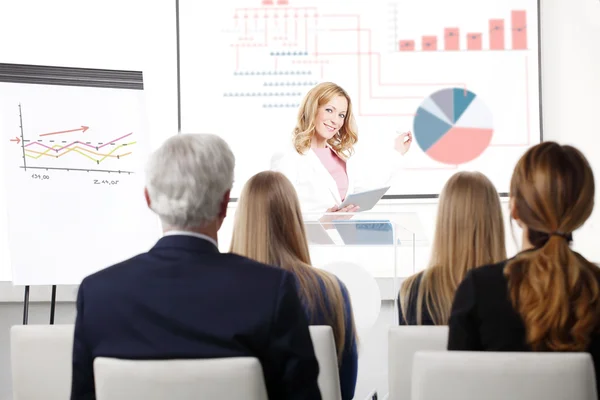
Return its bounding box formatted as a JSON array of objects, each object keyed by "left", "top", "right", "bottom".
[{"left": 398, "top": 10, "right": 528, "bottom": 52}]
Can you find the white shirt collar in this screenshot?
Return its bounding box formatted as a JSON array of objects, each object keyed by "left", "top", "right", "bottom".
[{"left": 163, "top": 230, "right": 218, "bottom": 249}]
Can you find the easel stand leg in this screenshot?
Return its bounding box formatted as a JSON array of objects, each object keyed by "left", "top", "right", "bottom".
[
  {"left": 50, "top": 285, "right": 57, "bottom": 324},
  {"left": 22, "top": 285, "right": 30, "bottom": 325}
]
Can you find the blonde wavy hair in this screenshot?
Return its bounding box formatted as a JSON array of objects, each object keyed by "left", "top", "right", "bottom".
[
  {"left": 230, "top": 171, "right": 357, "bottom": 361},
  {"left": 400, "top": 171, "right": 507, "bottom": 325},
  {"left": 504, "top": 142, "right": 600, "bottom": 351},
  {"left": 293, "top": 82, "right": 358, "bottom": 159}
]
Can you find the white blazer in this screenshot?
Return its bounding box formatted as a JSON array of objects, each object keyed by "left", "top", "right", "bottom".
[{"left": 271, "top": 144, "right": 403, "bottom": 214}]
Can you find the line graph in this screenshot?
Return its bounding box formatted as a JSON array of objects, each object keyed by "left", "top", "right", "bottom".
[
  {"left": 24, "top": 142, "right": 135, "bottom": 163},
  {"left": 11, "top": 104, "right": 137, "bottom": 174},
  {"left": 24, "top": 132, "right": 133, "bottom": 152}
]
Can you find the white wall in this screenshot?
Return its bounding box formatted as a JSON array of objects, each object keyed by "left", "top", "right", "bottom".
[
  {"left": 539, "top": 0, "right": 600, "bottom": 262},
  {"left": 0, "top": 0, "right": 599, "bottom": 399}
]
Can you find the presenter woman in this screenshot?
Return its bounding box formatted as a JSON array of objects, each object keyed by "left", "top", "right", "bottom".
[{"left": 271, "top": 81, "right": 412, "bottom": 214}]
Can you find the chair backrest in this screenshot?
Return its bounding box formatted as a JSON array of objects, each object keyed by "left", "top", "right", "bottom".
[
  {"left": 94, "top": 357, "right": 268, "bottom": 400},
  {"left": 412, "top": 351, "right": 598, "bottom": 400},
  {"left": 309, "top": 325, "right": 342, "bottom": 400},
  {"left": 388, "top": 326, "right": 449, "bottom": 400},
  {"left": 10, "top": 324, "right": 75, "bottom": 400}
]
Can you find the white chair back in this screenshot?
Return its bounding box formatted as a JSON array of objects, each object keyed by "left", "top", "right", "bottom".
[
  {"left": 412, "top": 351, "right": 597, "bottom": 400},
  {"left": 94, "top": 357, "right": 268, "bottom": 400},
  {"left": 10, "top": 324, "right": 75, "bottom": 400},
  {"left": 309, "top": 325, "right": 342, "bottom": 400},
  {"left": 388, "top": 326, "right": 448, "bottom": 400}
]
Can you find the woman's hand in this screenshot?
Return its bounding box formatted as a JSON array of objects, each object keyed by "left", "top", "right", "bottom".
[
  {"left": 319, "top": 204, "right": 360, "bottom": 226},
  {"left": 326, "top": 204, "right": 360, "bottom": 213},
  {"left": 394, "top": 131, "right": 413, "bottom": 155}
]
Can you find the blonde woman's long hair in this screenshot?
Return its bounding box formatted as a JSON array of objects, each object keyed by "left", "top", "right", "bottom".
[
  {"left": 504, "top": 142, "right": 600, "bottom": 351},
  {"left": 230, "top": 171, "right": 357, "bottom": 360},
  {"left": 293, "top": 82, "right": 358, "bottom": 159},
  {"left": 400, "top": 171, "right": 507, "bottom": 325}
]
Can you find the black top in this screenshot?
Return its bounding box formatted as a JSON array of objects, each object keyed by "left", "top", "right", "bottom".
[
  {"left": 398, "top": 272, "right": 435, "bottom": 326},
  {"left": 448, "top": 257, "right": 600, "bottom": 397},
  {"left": 71, "top": 235, "right": 321, "bottom": 400}
]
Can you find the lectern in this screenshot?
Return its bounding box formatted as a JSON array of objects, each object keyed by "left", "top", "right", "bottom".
[{"left": 302, "top": 211, "right": 425, "bottom": 336}]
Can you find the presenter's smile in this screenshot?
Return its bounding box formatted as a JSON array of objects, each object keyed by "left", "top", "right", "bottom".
[{"left": 324, "top": 123, "right": 337, "bottom": 132}]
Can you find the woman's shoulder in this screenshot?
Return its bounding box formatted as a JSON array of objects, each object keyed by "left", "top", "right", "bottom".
[
  {"left": 271, "top": 146, "right": 308, "bottom": 168},
  {"left": 314, "top": 270, "right": 351, "bottom": 301},
  {"left": 457, "top": 260, "right": 512, "bottom": 301},
  {"left": 469, "top": 259, "right": 511, "bottom": 282},
  {"left": 400, "top": 270, "right": 425, "bottom": 294}
]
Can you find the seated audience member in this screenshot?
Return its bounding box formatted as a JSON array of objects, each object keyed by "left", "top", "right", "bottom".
[
  {"left": 71, "top": 134, "right": 321, "bottom": 400},
  {"left": 230, "top": 171, "right": 358, "bottom": 400},
  {"left": 398, "top": 171, "right": 506, "bottom": 325},
  {"left": 448, "top": 142, "right": 600, "bottom": 395}
]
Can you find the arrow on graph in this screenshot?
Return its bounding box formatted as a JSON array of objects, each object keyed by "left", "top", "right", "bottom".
[
  {"left": 9, "top": 136, "right": 21, "bottom": 144},
  {"left": 39, "top": 126, "right": 89, "bottom": 137}
]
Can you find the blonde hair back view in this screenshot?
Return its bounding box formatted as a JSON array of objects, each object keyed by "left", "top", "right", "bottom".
[
  {"left": 400, "top": 171, "right": 507, "bottom": 325},
  {"left": 505, "top": 142, "right": 600, "bottom": 351},
  {"left": 230, "top": 171, "right": 357, "bottom": 359}
]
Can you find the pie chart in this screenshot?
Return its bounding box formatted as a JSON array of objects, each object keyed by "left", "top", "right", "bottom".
[{"left": 413, "top": 88, "right": 493, "bottom": 165}]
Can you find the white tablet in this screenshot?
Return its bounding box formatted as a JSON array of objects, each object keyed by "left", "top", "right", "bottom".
[{"left": 338, "top": 186, "right": 390, "bottom": 211}]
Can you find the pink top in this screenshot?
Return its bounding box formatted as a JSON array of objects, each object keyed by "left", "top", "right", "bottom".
[{"left": 313, "top": 147, "right": 349, "bottom": 201}]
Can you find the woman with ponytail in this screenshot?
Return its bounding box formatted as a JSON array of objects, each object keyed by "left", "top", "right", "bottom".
[{"left": 448, "top": 142, "right": 600, "bottom": 392}]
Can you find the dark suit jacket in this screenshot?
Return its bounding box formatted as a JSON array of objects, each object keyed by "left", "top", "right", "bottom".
[
  {"left": 448, "top": 258, "right": 600, "bottom": 397},
  {"left": 71, "top": 235, "right": 321, "bottom": 400},
  {"left": 397, "top": 272, "right": 435, "bottom": 326}
]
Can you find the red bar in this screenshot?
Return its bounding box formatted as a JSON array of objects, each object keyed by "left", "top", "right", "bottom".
[
  {"left": 467, "top": 33, "right": 482, "bottom": 50},
  {"left": 489, "top": 19, "right": 505, "bottom": 50},
  {"left": 511, "top": 10, "right": 527, "bottom": 49},
  {"left": 422, "top": 36, "right": 437, "bottom": 51},
  {"left": 276, "top": 0, "right": 288, "bottom": 4},
  {"left": 444, "top": 28, "right": 459, "bottom": 50},
  {"left": 262, "top": 0, "right": 274, "bottom": 4},
  {"left": 399, "top": 40, "right": 415, "bottom": 51}
]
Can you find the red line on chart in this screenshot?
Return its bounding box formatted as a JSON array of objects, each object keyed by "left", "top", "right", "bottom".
[
  {"left": 294, "top": 19, "right": 298, "bottom": 44},
  {"left": 265, "top": 17, "right": 269, "bottom": 45},
  {"left": 25, "top": 132, "right": 133, "bottom": 152},
  {"left": 314, "top": 14, "right": 465, "bottom": 116},
  {"left": 314, "top": 28, "right": 462, "bottom": 113},
  {"left": 304, "top": 18, "right": 309, "bottom": 52},
  {"left": 39, "top": 125, "right": 89, "bottom": 137}
]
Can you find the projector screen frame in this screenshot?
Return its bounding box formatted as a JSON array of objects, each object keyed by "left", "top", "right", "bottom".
[{"left": 175, "top": 0, "right": 543, "bottom": 200}]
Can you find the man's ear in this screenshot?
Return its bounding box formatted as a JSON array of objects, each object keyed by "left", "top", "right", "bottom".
[
  {"left": 144, "top": 187, "right": 152, "bottom": 209},
  {"left": 219, "top": 189, "right": 231, "bottom": 219}
]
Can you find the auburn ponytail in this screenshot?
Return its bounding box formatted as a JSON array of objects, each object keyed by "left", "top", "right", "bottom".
[
  {"left": 505, "top": 234, "right": 600, "bottom": 351},
  {"left": 504, "top": 142, "right": 599, "bottom": 352}
]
